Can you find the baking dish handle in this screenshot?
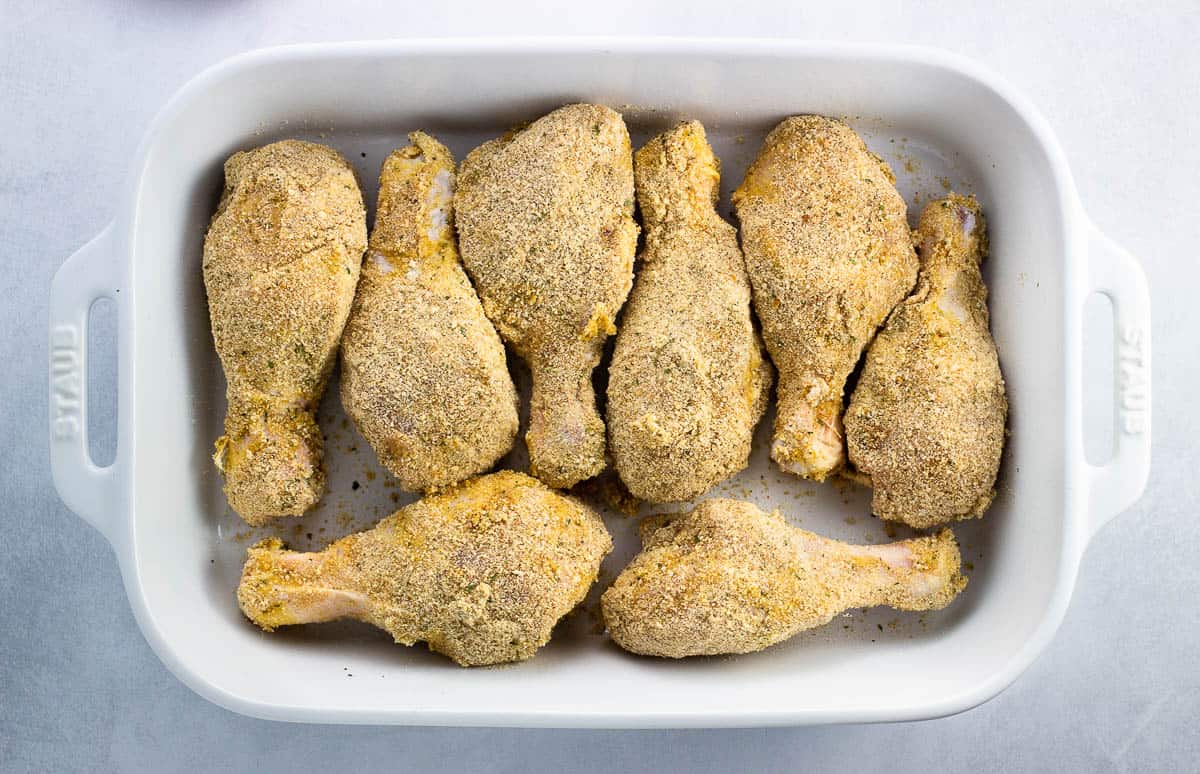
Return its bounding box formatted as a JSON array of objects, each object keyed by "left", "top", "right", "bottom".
[
  {"left": 1083, "top": 224, "right": 1151, "bottom": 539},
  {"left": 49, "top": 225, "right": 125, "bottom": 545}
]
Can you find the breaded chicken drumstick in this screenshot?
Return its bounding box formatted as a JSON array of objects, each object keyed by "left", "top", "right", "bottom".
[
  {"left": 608, "top": 121, "right": 772, "bottom": 502},
  {"left": 204, "top": 140, "right": 367, "bottom": 525},
  {"left": 455, "top": 104, "right": 638, "bottom": 489},
  {"left": 602, "top": 498, "right": 965, "bottom": 658},
  {"left": 237, "top": 471, "right": 612, "bottom": 666},
  {"left": 733, "top": 117, "right": 917, "bottom": 482},
  {"left": 845, "top": 194, "right": 1007, "bottom": 528},
  {"left": 340, "top": 132, "right": 518, "bottom": 492}
]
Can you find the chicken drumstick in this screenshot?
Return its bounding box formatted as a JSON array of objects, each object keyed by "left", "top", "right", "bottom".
[
  {"left": 608, "top": 121, "right": 772, "bottom": 502},
  {"left": 845, "top": 194, "right": 1007, "bottom": 528},
  {"left": 733, "top": 116, "right": 917, "bottom": 481},
  {"left": 455, "top": 104, "right": 638, "bottom": 488},
  {"left": 237, "top": 471, "right": 612, "bottom": 666},
  {"left": 205, "top": 140, "right": 367, "bottom": 525},
  {"left": 340, "top": 132, "right": 518, "bottom": 492},
  {"left": 601, "top": 498, "right": 965, "bottom": 658}
]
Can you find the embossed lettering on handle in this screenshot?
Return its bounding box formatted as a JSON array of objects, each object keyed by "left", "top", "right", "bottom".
[
  {"left": 1084, "top": 223, "right": 1152, "bottom": 539},
  {"left": 51, "top": 324, "right": 82, "bottom": 442},
  {"left": 1118, "top": 324, "right": 1148, "bottom": 435}
]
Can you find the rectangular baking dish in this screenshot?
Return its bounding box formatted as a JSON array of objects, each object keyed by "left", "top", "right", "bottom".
[{"left": 48, "top": 38, "right": 1151, "bottom": 727}]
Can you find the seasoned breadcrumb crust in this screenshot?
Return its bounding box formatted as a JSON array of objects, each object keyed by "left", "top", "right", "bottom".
[{"left": 204, "top": 140, "right": 367, "bottom": 525}]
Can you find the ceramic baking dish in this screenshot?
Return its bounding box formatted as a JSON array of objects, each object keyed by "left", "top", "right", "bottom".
[{"left": 48, "top": 38, "right": 1151, "bottom": 727}]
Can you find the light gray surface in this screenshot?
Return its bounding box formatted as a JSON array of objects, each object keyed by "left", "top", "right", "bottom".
[{"left": 3, "top": 1, "right": 1198, "bottom": 771}]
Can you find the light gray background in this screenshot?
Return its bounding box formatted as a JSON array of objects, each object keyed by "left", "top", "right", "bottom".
[{"left": 3, "top": 1, "right": 1198, "bottom": 771}]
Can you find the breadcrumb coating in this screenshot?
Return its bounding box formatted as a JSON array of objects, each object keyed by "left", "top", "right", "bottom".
[
  {"left": 204, "top": 140, "right": 367, "bottom": 525},
  {"left": 733, "top": 116, "right": 917, "bottom": 482},
  {"left": 237, "top": 471, "right": 612, "bottom": 666},
  {"left": 455, "top": 104, "right": 638, "bottom": 488},
  {"left": 845, "top": 194, "right": 1007, "bottom": 528},
  {"left": 340, "top": 132, "right": 518, "bottom": 492},
  {"left": 608, "top": 121, "right": 772, "bottom": 502},
  {"left": 601, "top": 498, "right": 966, "bottom": 658}
]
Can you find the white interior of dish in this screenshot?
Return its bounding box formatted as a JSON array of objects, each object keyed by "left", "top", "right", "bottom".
[{"left": 122, "top": 44, "right": 1074, "bottom": 723}]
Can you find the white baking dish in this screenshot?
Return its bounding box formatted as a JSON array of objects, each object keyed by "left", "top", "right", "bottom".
[{"left": 48, "top": 39, "right": 1151, "bottom": 727}]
